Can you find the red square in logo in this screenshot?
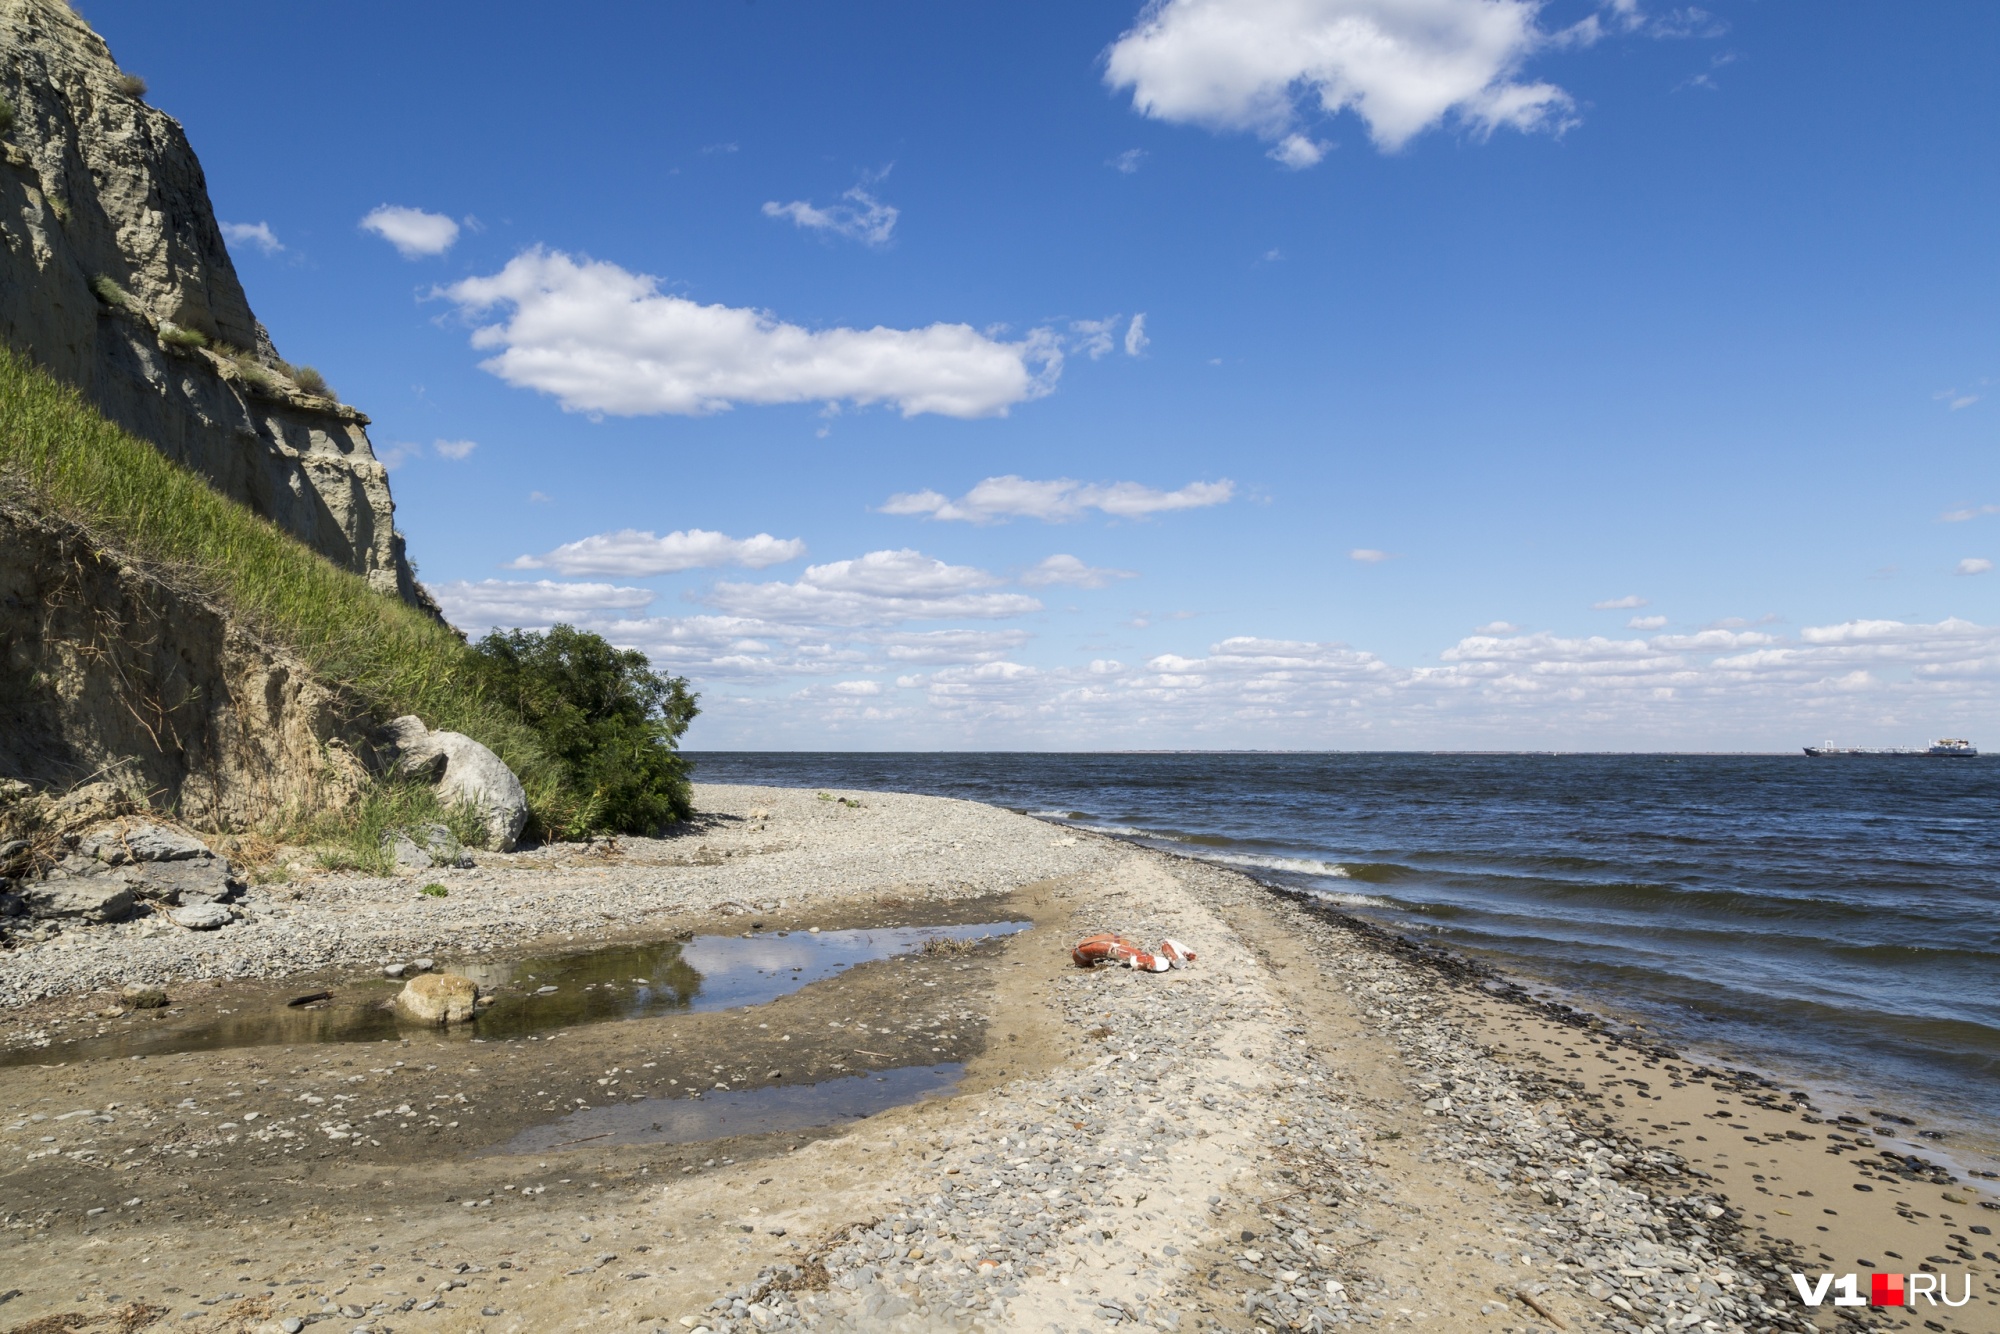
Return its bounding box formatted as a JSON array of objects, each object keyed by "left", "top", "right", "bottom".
[{"left": 1871, "top": 1272, "right": 1905, "bottom": 1306}]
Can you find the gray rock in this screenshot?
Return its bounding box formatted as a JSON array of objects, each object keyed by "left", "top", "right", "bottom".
[
  {"left": 121, "top": 822, "right": 211, "bottom": 862},
  {"left": 383, "top": 716, "right": 529, "bottom": 851},
  {"left": 412, "top": 957, "right": 435, "bottom": 972},
  {"left": 383, "top": 963, "right": 408, "bottom": 979},
  {"left": 121, "top": 984, "right": 169, "bottom": 1009},
  {"left": 135, "top": 856, "right": 239, "bottom": 905},
  {"left": 386, "top": 830, "right": 432, "bottom": 870},
  {"left": 21, "top": 878, "right": 134, "bottom": 923},
  {"left": 168, "top": 902, "right": 231, "bottom": 931},
  {"left": 384, "top": 823, "right": 474, "bottom": 870}
]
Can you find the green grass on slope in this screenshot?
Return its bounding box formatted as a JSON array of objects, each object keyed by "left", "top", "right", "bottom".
[{"left": 0, "top": 342, "right": 583, "bottom": 840}]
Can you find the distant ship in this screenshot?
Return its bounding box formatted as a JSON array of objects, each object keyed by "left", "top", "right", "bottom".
[{"left": 1803, "top": 738, "right": 1978, "bottom": 757}]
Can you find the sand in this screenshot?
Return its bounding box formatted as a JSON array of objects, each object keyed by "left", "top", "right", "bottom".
[{"left": 0, "top": 784, "right": 1994, "bottom": 1334}]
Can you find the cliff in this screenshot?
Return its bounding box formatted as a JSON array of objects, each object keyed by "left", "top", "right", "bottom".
[{"left": 0, "top": 0, "right": 425, "bottom": 605}]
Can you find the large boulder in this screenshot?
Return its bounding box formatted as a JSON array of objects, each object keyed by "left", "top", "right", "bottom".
[
  {"left": 137, "top": 856, "right": 239, "bottom": 905},
  {"left": 383, "top": 716, "right": 528, "bottom": 851},
  {"left": 21, "top": 877, "right": 134, "bottom": 922},
  {"left": 394, "top": 972, "right": 479, "bottom": 1024}
]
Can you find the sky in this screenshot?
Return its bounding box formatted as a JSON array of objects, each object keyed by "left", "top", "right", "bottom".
[{"left": 88, "top": 0, "right": 1999, "bottom": 749}]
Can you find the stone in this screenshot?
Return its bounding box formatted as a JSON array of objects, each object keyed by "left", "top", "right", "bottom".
[
  {"left": 383, "top": 963, "right": 408, "bottom": 979},
  {"left": 20, "top": 878, "right": 134, "bottom": 923},
  {"left": 412, "top": 957, "right": 435, "bottom": 972},
  {"left": 384, "top": 823, "right": 474, "bottom": 870},
  {"left": 168, "top": 902, "right": 231, "bottom": 931},
  {"left": 386, "top": 830, "right": 431, "bottom": 869},
  {"left": 122, "top": 822, "right": 211, "bottom": 862},
  {"left": 383, "top": 717, "right": 529, "bottom": 851},
  {"left": 121, "top": 985, "right": 168, "bottom": 1009},
  {"left": 395, "top": 972, "right": 480, "bottom": 1024},
  {"left": 134, "top": 856, "right": 238, "bottom": 905}
]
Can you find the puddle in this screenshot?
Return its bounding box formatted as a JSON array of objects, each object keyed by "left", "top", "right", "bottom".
[
  {"left": 490, "top": 1063, "right": 965, "bottom": 1156},
  {"left": 0, "top": 921, "right": 1029, "bottom": 1066}
]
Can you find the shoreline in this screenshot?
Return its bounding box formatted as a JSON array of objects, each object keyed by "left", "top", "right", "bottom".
[{"left": 0, "top": 784, "right": 1993, "bottom": 1332}]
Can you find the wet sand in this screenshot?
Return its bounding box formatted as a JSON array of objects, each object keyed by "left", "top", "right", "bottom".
[{"left": 0, "top": 785, "right": 1995, "bottom": 1333}]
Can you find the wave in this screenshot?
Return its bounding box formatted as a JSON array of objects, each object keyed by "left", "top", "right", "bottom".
[{"left": 1205, "top": 852, "right": 1352, "bottom": 878}]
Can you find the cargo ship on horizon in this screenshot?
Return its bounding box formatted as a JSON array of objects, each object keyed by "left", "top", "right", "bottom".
[{"left": 1803, "top": 738, "right": 1978, "bottom": 757}]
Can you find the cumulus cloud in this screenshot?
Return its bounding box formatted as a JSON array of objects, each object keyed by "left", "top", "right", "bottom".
[
  {"left": 1628, "top": 614, "right": 1668, "bottom": 629},
  {"left": 221, "top": 221, "right": 282, "bottom": 255},
  {"left": 440, "top": 249, "right": 1060, "bottom": 419},
  {"left": 762, "top": 186, "right": 899, "bottom": 247},
  {"left": 433, "top": 438, "right": 478, "bottom": 461},
  {"left": 1349, "top": 548, "right": 1390, "bottom": 564},
  {"left": 704, "top": 549, "right": 1041, "bottom": 627},
  {"left": 1958, "top": 558, "right": 1994, "bottom": 576},
  {"left": 508, "top": 528, "right": 807, "bottom": 577},
  {"left": 1105, "top": 0, "right": 1577, "bottom": 157},
  {"left": 1124, "top": 314, "right": 1150, "bottom": 356},
  {"left": 1071, "top": 318, "right": 1122, "bottom": 360},
  {"left": 1021, "top": 554, "right": 1138, "bottom": 589},
  {"left": 1592, "top": 594, "right": 1649, "bottom": 610},
  {"left": 880, "top": 475, "right": 1233, "bottom": 523},
  {"left": 430, "top": 579, "right": 655, "bottom": 629},
  {"left": 1269, "top": 134, "right": 1331, "bottom": 168},
  {"left": 361, "top": 204, "right": 460, "bottom": 258}
]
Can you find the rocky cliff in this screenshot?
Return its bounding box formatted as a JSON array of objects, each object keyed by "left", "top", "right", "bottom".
[{"left": 0, "top": 0, "right": 424, "bottom": 604}]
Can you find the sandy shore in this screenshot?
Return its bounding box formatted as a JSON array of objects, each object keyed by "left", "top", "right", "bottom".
[{"left": 1, "top": 784, "right": 1996, "bottom": 1333}]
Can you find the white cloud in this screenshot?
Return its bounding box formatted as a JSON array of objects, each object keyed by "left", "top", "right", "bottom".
[
  {"left": 528, "top": 490, "right": 553, "bottom": 504},
  {"left": 831, "top": 679, "right": 882, "bottom": 696},
  {"left": 360, "top": 205, "right": 460, "bottom": 258},
  {"left": 705, "top": 549, "right": 1042, "bottom": 627},
  {"left": 880, "top": 475, "right": 1233, "bottom": 523},
  {"left": 221, "top": 221, "right": 282, "bottom": 255},
  {"left": 1348, "top": 548, "right": 1390, "bottom": 564},
  {"left": 1124, "top": 313, "right": 1149, "bottom": 356},
  {"left": 762, "top": 186, "right": 898, "bottom": 247},
  {"left": 1268, "top": 133, "right": 1330, "bottom": 168},
  {"left": 433, "top": 438, "right": 478, "bottom": 461},
  {"left": 1592, "top": 594, "right": 1649, "bottom": 610},
  {"left": 1072, "top": 318, "right": 1121, "bottom": 360},
  {"left": 1473, "top": 621, "right": 1518, "bottom": 634},
  {"left": 1934, "top": 388, "right": 1982, "bottom": 411},
  {"left": 440, "top": 248, "right": 1060, "bottom": 419},
  {"left": 508, "top": 528, "right": 807, "bottom": 577},
  {"left": 880, "top": 629, "right": 1032, "bottom": 664},
  {"left": 1105, "top": 0, "right": 1577, "bottom": 157},
  {"left": 1941, "top": 504, "right": 2000, "bottom": 523},
  {"left": 1958, "top": 558, "right": 1993, "bottom": 576},
  {"left": 430, "top": 578, "right": 655, "bottom": 629},
  {"left": 1109, "top": 148, "right": 1148, "bottom": 173},
  {"left": 1627, "top": 614, "right": 1668, "bottom": 629},
  {"left": 1021, "top": 554, "right": 1138, "bottom": 589}
]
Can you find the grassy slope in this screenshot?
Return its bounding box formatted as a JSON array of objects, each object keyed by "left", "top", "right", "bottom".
[{"left": 0, "top": 342, "right": 579, "bottom": 838}]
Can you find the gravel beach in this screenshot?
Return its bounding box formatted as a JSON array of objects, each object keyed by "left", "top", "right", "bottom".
[{"left": 1, "top": 784, "right": 1995, "bottom": 1333}]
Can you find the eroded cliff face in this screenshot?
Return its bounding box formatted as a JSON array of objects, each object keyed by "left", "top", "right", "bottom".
[
  {"left": 0, "top": 504, "right": 374, "bottom": 827},
  {"left": 0, "top": 0, "right": 424, "bottom": 604}
]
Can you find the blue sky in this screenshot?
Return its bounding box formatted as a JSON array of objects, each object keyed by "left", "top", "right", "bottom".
[{"left": 93, "top": 0, "right": 1998, "bottom": 748}]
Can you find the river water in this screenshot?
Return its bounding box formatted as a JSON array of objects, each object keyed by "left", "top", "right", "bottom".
[{"left": 689, "top": 751, "right": 2000, "bottom": 1132}]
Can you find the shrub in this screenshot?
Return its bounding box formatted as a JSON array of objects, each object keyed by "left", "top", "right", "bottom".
[
  {"left": 88, "top": 274, "right": 128, "bottom": 307},
  {"left": 0, "top": 94, "right": 15, "bottom": 136},
  {"left": 291, "top": 365, "right": 332, "bottom": 398},
  {"left": 470, "top": 623, "right": 698, "bottom": 836},
  {"left": 159, "top": 324, "right": 208, "bottom": 351},
  {"left": 47, "top": 194, "right": 70, "bottom": 224},
  {"left": 115, "top": 73, "right": 147, "bottom": 99},
  {"left": 421, "top": 883, "right": 448, "bottom": 897}
]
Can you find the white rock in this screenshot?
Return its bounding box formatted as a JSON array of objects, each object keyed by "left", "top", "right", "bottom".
[
  {"left": 395, "top": 972, "right": 479, "bottom": 1024},
  {"left": 169, "top": 902, "right": 231, "bottom": 931},
  {"left": 385, "top": 716, "right": 529, "bottom": 851}
]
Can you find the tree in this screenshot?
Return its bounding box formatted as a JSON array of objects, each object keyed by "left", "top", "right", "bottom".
[{"left": 471, "top": 624, "right": 698, "bottom": 836}]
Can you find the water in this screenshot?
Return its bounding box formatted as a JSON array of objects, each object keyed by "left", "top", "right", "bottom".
[
  {"left": 690, "top": 751, "right": 2000, "bottom": 1128},
  {"left": 0, "top": 921, "right": 1028, "bottom": 1066},
  {"left": 490, "top": 1063, "right": 964, "bottom": 1156}
]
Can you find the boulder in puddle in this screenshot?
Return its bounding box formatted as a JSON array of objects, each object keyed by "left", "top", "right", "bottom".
[{"left": 396, "top": 971, "right": 480, "bottom": 1024}]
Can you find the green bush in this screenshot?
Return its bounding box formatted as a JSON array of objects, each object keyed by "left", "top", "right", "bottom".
[
  {"left": 159, "top": 324, "right": 208, "bottom": 351},
  {"left": 88, "top": 274, "right": 128, "bottom": 307},
  {"left": 470, "top": 624, "right": 698, "bottom": 836},
  {"left": 115, "top": 73, "right": 147, "bottom": 99},
  {"left": 291, "top": 364, "right": 332, "bottom": 398}
]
